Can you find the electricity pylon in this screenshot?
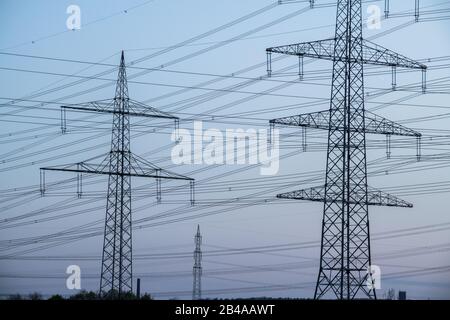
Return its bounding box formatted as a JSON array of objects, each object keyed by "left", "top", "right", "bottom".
[
  {"left": 266, "top": 1, "right": 427, "bottom": 299},
  {"left": 40, "top": 51, "right": 194, "bottom": 296},
  {"left": 193, "top": 224, "right": 202, "bottom": 300}
]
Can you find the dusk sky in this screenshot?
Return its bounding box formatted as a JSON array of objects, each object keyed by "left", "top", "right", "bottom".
[{"left": 0, "top": 0, "right": 449, "bottom": 299}]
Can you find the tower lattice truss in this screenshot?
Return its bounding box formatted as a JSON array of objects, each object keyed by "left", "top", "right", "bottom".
[
  {"left": 40, "top": 52, "right": 194, "bottom": 296},
  {"left": 193, "top": 225, "right": 202, "bottom": 300},
  {"left": 266, "top": 0, "right": 427, "bottom": 299}
]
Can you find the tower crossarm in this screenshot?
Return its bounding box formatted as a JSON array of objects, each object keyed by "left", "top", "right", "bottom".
[
  {"left": 266, "top": 38, "right": 427, "bottom": 70},
  {"left": 363, "top": 40, "right": 427, "bottom": 70},
  {"left": 270, "top": 110, "right": 421, "bottom": 137},
  {"left": 40, "top": 153, "right": 193, "bottom": 181},
  {"left": 267, "top": 38, "right": 335, "bottom": 60},
  {"left": 61, "top": 99, "right": 178, "bottom": 120},
  {"left": 364, "top": 111, "right": 421, "bottom": 137},
  {"left": 276, "top": 185, "right": 412, "bottom": 208}
]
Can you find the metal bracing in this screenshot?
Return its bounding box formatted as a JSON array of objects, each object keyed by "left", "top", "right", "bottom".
[
  {"left": 267, "top": 0, "right": 425, "bottom": 300},
  {"left": 40, "top": 51, "right": 194, "bottom": 297},
  {"left": 193, "top": 225, "right": 202, "bottom": 300}
]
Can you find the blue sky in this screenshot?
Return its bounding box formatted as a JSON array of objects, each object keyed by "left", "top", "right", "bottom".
[{"left": 0, "top": 0, "right": 449, "bottom": 299}]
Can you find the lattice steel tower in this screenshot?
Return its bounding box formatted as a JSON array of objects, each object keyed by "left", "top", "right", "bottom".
[
  {"left": 193, "top": 224, "right": 202, "bottom": 300},
  {"left": 40, "top": 51, "right": 194, "bottom": 296},
  {"left": 266, "top": 1, "right": 427, "bottom": 299}
]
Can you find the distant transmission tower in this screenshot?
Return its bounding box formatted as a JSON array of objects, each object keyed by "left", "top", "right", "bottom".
[
  {"left": 40, "top": 51, "right": 194, "bottom": 297},
  {"left": 193, "top": 224, "right": 202, "bottom": 300},
  {"left": 266, "top": 1, "right": 427, "bottom": 299}
]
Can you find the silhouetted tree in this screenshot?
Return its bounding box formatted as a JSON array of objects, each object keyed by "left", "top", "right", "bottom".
[
  {"left": 140, "top": 293, "right": 153, "bottom": 300},
  {"left": 28, "top": 292, "right": 42, "bottom": 300},
  {"left": 69, "top": 290, "right": 100, "bottom": 300}
]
